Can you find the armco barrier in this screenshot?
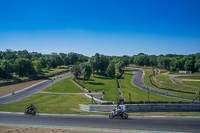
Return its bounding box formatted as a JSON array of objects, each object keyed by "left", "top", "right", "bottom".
[
  {"left": 73, "top": 78, "right": 91, "bottom": 92},
  {"left": 79, "top": 104, "right": 117, "bottom": 112},
  {"left": 79, "top": 103, "right": 200, "bottom": 112}
]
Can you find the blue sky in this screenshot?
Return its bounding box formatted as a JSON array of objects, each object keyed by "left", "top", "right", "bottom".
[{"left": 0, "top": 0, "right": 200, "bottom": 56}]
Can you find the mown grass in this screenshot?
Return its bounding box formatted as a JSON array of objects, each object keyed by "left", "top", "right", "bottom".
[
  {"left": 44, "top": 76, "right": 85, "bottom": 93},
  {"left": 159, "top": 69, "right": 169, "bottom": 74},
  {"left": 175, "top": 76, "right": 200, "bottom": 80},
  {"left": 182, "top": 81, "right": 200, "bottom": 88},
  {"left": 118, "top": 69, "right": 189, "bottom": 102},
  {"left": 78, "top": 75, "right": 118, "bottom": 103},
  {"left": 171, "top": 72, "right": 200, "bottom": 75},
  {"left": 0, "top": 93, "right": 107, "bottom": 115},
  {"left": 143, "top": 69, "right": 197, "bottom": 100}
]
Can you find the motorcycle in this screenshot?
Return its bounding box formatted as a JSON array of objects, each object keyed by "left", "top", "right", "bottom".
[
  {"left": 24, "top": 107, "right": 36, "bottom": 115},
  {"left": 109, "top": 108, "right": 128, "bottom": 119}
]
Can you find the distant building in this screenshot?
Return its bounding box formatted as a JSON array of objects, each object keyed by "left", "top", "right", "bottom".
[{"left": 179, "top": 71, "right": 192, "bottom": 74}]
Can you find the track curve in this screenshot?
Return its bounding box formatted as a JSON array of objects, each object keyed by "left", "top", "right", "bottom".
[{"left": 128, "top": 67, "right": 194, "bottom": 101}]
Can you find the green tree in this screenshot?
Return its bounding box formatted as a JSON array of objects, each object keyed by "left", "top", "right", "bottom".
[
  {"left": 71, "top": 64, "right": 81, "bottom": 79},
  {"left": 3, "top": 49, "right": 17, "bottom": 60},
  {"left": 157, "top": 57, "right": 171, "bottom": 70},
  {"left": 88, "top": 53, "right": 101, "bottom": 76},
  {"left": 116, "top": 61, "right": 124, "bottom": 73},
  {"left": 0, "top": 59, "right": 13, "bottom": 78},
  {"left": 80, "top": 62, "right": 92, "bottom": 80},
  {"left": 17, "top": 50, "right": 31, "bottom": 59},
  {"left": 32, "top": 60, "right": 43, "bottom": 75},
  {"left": 106, "top": 63, "right": 115, "bottom": 77},
  {"left": 133, "top": 54, "right": 149, "bottom": 66},
  {"left": 99, "top": 55, "right": 109, "bottom": 73},
  {"left": 195, "top": 53, "right": 200, "bottom": 72},
  {"left": 149, "top": 55, "right": 157, "bottom": 67},
  {"left": 14, "top": 58, "right": 34, "bottom": 77}
]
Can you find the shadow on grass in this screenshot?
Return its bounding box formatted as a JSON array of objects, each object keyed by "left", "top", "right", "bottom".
[
  {"left": 88, "top": 82, "right": 105, "bottom": 85},
  {"left": 96, "top": 76, "right": 113, "bottom": 80},
  {"left": 78, "top": 78, "right": 95, "bottom": 81}
]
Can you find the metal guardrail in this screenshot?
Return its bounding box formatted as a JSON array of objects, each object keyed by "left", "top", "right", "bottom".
[{"left": 79, "top": 103, "right": 200, "bottom": 112}]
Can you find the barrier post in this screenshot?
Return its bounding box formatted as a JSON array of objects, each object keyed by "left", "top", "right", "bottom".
[{"left": 129, "top": 93, "right": 131, "bottom": 104}]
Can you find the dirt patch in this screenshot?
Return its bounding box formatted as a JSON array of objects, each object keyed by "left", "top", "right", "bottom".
[
  {"left": 0, "top": 125, "right": 136, "bottom": 133},
  {"left": 0, "top": 80, "right": 44, "bottom": 96}
]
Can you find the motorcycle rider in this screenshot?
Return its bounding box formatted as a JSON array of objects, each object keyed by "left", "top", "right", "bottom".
[
  {"left": 115, "top": 105, "right": 123, "bottom": 115},
  {"left": 27, "top": 104, "right": 36, "bottom": 111}
]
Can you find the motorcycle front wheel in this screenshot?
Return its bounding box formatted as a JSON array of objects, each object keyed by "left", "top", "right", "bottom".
[
  {"left": 32, "top": 110, "right": 36, "bottom": 115},
  {"left": 121, "top": 113, "right": 128, "bottom": 119},
  {"left": 24, "top": 110, "right": 28, "bottom": 115},
  {"left": 109, "top": 113, "right": 114, "bottom": 119}
]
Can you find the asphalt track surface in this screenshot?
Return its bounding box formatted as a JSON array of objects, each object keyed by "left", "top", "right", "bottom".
[
  {"left": 129, "top": 67, "right": 194, "bottom": 101},
  {"left": 0, "top": 112, "right": 200, "bottom": 133},
  {"left": 0, "top": 73, "right": 73, "bottom": 104}
]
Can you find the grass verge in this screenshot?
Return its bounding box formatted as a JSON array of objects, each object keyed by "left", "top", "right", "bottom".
[
  {"left": 182, "top": 81, "right": 200, "bottom": 88},
  {"left": 0, "top": 93, "right": 106, "bottom": 115},
  {"left": 44, "top": 76, "right": 85, "bottom": 93},
  {"left": 78, "top": 75, "right": 118, "bottom": 103},
  {"left": 175, "top": 76, "right": 200, "bottom": 80}
]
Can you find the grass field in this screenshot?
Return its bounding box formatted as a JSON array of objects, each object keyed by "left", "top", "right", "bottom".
[
  {"left": 118, "top": 69, "right": 189, "bottom": 102},
  {"left": 159, "top": 69, "right": 169, "bottom": 74},
  {"left": 175, "top": 76, "right": 200, "bottom": 80},
  {"left": 143, "top": 69, "right": 198, "bottom": 100},
  {"left": 44, "top": 76, "right": 85, "bottom": 93},
  {"left": 171, "top": 72, "right": 200, "bottom": 75},
  {"left": 0, "top": 93, "right": 102, "bottom": 115},
  {"left": 78, "top": 75, "right": 118, "bottom": 102},
  {"left": 182, "top": 81, "right": 200, "bottom": 88}
]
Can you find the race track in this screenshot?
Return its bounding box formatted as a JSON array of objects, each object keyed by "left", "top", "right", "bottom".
[
  {"left": 0, "top": 73, "right": 73, "bottom": 104},
  {"left": 130, "top": 67, "right": 193, "bottom": 101},
  {"left": 0, "top": 112, "right": 200, "bottom": 132}
]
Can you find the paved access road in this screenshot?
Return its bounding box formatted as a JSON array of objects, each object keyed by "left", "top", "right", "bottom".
[
  {"left": 0, "top": 73, "right": 73, "bottom": 104},
  {"left": 129, "top": 67, "right": 193, "bottom": 101},
  {"left": 0, "top": 112, "right": 200, "bottom": 132}
]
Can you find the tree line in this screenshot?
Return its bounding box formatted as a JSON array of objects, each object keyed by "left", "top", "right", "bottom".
[
  {"left": 0, "top": 49, "right": 88, "bottom": 79},
  {"left": 0, "top": 49, "right": 199, "bottom": 80},
  {"left": 71, "top": 53, "right": 129, "bottom": 80},
  {"left": 131, "top": 53, "right": 200, "bottom": 72}
]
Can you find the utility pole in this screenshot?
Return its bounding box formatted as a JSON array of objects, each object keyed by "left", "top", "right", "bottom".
[
  {"left": 129, "top": 93, "right": 131, "bottom": 104},
  {"left": 147, "top": 87, "right": 149, "bottom": 103},
  {"left": 91, "top": 95, "right": 93, "bottom": 104}
]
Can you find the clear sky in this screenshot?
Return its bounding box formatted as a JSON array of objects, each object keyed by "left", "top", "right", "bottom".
[{"left": 0, "top": 0, "right": 200, "bottom": 56}]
